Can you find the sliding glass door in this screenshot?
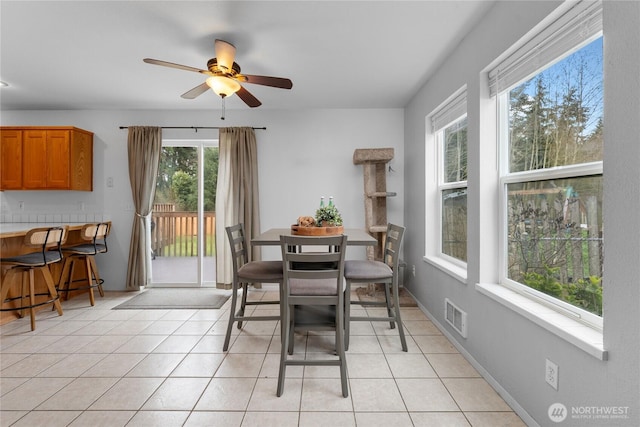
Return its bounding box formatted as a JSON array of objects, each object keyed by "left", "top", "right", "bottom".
[{"left": 151, "top": 139, "right": 218, "bottom": 287}]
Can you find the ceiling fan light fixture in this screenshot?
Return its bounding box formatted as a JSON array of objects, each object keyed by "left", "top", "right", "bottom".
[{"left": 206, "top": 76, "right": 241, "bottom": 98}]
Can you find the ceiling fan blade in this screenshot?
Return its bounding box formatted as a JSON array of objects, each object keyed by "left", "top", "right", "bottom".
[
  {"left": 240, "top": 74, "right": 293, "bottom": 89},
  {"left": 181, "top": 82, "right": 210, "bottom": 99},
  {"left": 143, "top": 58, "right": 207, "bottom": 74},
  {"left": 215, "top": 39, "right": 236, "bottom": 72},
  {"left": 236, "top": 86, "right": 262, "bottom": 108}
]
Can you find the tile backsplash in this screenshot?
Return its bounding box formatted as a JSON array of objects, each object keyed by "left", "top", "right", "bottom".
[
  {"left": 1, "top": 212, "right": 110, "bottom": 223},
  {"left": 0, "top": 192, "right": 110, "bottom": 224}
]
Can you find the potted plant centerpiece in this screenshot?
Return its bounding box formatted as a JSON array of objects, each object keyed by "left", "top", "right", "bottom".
[
  {"left": 315, "top": 203, "right": 343, "bottom": 227},
  {"left": 292, "top": 197, "right": 344, "bottom": 235}
]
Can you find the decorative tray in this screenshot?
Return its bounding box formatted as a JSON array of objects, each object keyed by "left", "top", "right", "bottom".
[{"left": 291, "top": 224, "right": 344, "bottom": 236}]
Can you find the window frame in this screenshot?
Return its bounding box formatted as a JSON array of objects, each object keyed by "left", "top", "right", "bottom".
[
  {"left": 495, "top": 39, "right": 604, "bottom": 330},
  {"left": 424, "top": 88, "right": 468, "bottom": 281},
  {"left": 436, "top": 115, "right": 468, "bottom": 267}
]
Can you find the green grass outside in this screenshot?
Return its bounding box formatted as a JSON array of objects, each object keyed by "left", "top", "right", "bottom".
[{"left": 159, "top": 235, "right": 216, "bottom": 257}]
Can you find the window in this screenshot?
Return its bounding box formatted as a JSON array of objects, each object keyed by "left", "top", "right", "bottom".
[
  {"left": 428, "top": 90, "right": 468, "bottom": 268},
  {"left": 439, "top": 117, "right": 468, "bottom": 263},
  {"left": 493, "top": 2, "right": 603, "bottom": 327}
]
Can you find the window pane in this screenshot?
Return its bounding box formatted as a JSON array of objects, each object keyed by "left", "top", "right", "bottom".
[
  {"left": 443, "top": 117, "right": 468, "bottom": 183},
  {"left": 506, "top": 176, "right": 603, "bottom": 315},
  {"left": 508, "top": 37, "right": 603, "bottom": 173},
  {"left": 442, "top": 188, "right": 467, "bottom": 262}
]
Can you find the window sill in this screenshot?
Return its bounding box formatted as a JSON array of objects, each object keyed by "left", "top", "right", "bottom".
[
  {"left": 475, "top": 283, "right": 607, "bottom": 360},
  {"left": 423, "top": 256, "right": 467, "bottom": 284}
]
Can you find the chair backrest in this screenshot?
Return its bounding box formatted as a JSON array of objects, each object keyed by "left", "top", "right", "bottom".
[
  {"left": 22, "top": 226, "right": 68, "bottom": 265},
  {"left": 382, "top": 223, "right": 405, "bottom": 271},
  {"left": 280, "top": 234, "right": 347, "bottom": 296},
  {"left": 226, "top": 223, "right": 250, "bottom": 274},
  {"left": 23, "top": 226, "right": 67, "bottom": 249},
  {"left": 80, "top": 222, "right": 110, "bottom": 251},
  {"left": 81, "top": 222, "right": 110, "bottom": 240}
]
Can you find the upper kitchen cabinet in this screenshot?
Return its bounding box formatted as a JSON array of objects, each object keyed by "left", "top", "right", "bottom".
[{"left": 0, "top": 127, "right": 93, "bottom": 191}]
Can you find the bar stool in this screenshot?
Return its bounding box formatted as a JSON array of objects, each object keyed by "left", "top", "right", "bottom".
[
  {"left": 58, "top": 222, "right": 109, "bottom": 306},
  {"left": 0, "top": 226, "right": 67, "bottom": 331},
  {"left": 344, "top": 223, "right": 407, "bottom": 351}
]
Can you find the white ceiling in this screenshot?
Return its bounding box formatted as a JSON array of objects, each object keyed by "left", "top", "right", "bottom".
[{"left": 0, "top": 1, "right": 494, "bottom": 111}]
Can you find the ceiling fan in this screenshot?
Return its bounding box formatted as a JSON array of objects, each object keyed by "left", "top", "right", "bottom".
[{"left": 144, "top": 39, "right": 293, "bottom": 111}]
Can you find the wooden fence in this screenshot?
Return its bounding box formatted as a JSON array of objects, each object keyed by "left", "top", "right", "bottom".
[
  {"left": 151, "top": 209, "right": 216, "bottom": 257},
  {"left": 507, "top": 194, "right": 603, "bottom": 284}
]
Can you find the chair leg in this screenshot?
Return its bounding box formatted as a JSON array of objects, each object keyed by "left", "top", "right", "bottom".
[
  {"left": 88, "top": 256, "right": 105, "bottom": 297},
  {"left": 80, "top": 256, "right": 95, "bottom": 306},
  {"left": 391, "top": 281, "right": 407, "bottom": 352},
  {"left": 0, "top": 269, "right": 21, "bottom": 317},
  {"left": 383, "top": 282, "right": 395, "bottom": 330},
  {"left": 19, "top": 272, "right": 28, "bottom": 319},
  {"left": 0, "top": 269, "right": 17, "bottom": 308},
  {"left": 41, "top": 266, "right": 63, "bottom": 317},
  {"left": 237, "top": 283, "right": 248, "bottom": 329},
  {"left": 287, "top": 305, "right": 295, "bottom": 355},
  {"left": 277, "top": 302, "right": 290, "bottom": 397},
  {"left": 28, "top": 269, "right": 36, "bottom": 331},
  {"left": 66, "top": 258, "right": 79, "bottom": 302},
  {"left": 336, "top": 299, "right": 349, "bottom": 398},
  {"left": 57, "top": 257, "right": 73, "bottom": 301},
  {"left": 223, "top": 281, "right": 239, "bottom": 351},
  {"left": 278, "top": 282, "right": 285, "bottom": 345},
  {"left": 344, "top": 280, "right": 352, "bottom": 351}
]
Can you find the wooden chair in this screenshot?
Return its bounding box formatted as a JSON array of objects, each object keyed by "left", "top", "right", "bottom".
[
  {"left": 278, "top": 234, "right": 349, "bottom": 397},
  {"left": 344, "top": 223, "right": 407, "bottom": 351},
  {"left": 58, "top": 222, "right": 109, "bottom": 306},
  {"left": 223, "top": 224, "right": 283, "bottom": 352},
  {"left": 0, "top": 226, "right": 67, "bottom": 330}
]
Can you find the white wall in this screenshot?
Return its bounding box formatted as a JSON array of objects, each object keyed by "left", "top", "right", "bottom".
[
  {"left": 0, "top": 108, "right": 404, "bottom": 287},
  {"left": 403, "top": 1, "right": 640, "bottom": 426}
]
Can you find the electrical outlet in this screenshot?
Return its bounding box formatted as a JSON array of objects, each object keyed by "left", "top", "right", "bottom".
[
  {"left": 545, "top": 358, "right": 559, "bottom": 390},
  {"left": 18, "top": 201, "right": 24, "bottom": 211},
  {"left": 411, "top": 265, "right": 416, "bottom": 277}
]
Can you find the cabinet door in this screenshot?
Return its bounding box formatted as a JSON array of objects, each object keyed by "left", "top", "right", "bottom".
[
  {"left": 70, "top": 129, "right": 93, "bottom": 191},
  {"left": 0, "top": 130, "right": 23, "bottom": 189},
  {"left": 46, "top": 130, "right": 70, "bottom": 188},
  {"left": 22, "top": 130, "right": 48, "bottom": 189}
]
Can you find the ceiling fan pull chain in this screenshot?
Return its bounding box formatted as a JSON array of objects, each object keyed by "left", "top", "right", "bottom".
[{"left": 221, "top": 96, "right": 226, "bottom": 120}]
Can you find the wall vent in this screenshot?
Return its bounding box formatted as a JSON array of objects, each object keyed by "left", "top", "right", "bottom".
[{"left": 445, "top": 298, "right": 467, "bottom": 338}]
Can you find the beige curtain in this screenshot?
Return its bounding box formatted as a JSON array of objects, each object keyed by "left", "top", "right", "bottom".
[
  {"left": 126, "top": 126, "right": 162, "bottom": 291},
  {"left": 216, "top": 127, "right": 261, "bottom": 288}
]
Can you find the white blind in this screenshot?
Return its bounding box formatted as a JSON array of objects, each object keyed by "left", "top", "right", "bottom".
[
  {"left": 431, "top": 90, "right": 467, "bottom": 133},
  {"left": 488, "top": 0, "right": 602, "bottom": 97}
]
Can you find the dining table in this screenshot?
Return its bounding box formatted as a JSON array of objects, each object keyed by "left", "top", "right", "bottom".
[
  {"left": 251, "top": 227, "right": 378, "bottom": 247},
  {"left": 250, "top": 227, "right": 377, "bottom": 329}
]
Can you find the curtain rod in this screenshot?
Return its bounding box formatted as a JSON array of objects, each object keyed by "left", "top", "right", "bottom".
[{"left": 119, "top": 126, "right": 266, "bottom": 131}]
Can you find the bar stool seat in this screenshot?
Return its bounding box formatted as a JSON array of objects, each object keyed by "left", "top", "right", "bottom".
[
  {"left": 58, "top": 222, "right": 109, "bottom": 306},
  {"left": 1, "top": 226, "right": 67, "bottom": 331}
]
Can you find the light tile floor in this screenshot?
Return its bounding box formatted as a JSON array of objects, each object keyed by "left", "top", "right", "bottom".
[{"left": 0, "top": 289, "right": 527, "bottom": 427}]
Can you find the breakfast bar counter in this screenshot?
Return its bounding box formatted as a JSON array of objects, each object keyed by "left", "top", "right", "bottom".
[
  {"left": 0, "top": 222, "right": 85, "bottom": 238},
  {"left": 1, "top": 221, "right": 111, "bottom": 324}
]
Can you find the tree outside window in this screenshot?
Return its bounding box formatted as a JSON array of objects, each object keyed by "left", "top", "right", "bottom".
[{"left": 502, "top": 37, "right": 603, "bottom": 317}]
